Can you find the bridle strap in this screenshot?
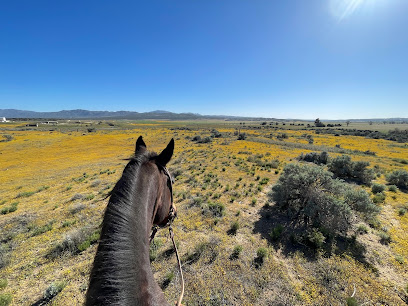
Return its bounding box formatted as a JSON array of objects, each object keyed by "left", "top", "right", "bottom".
[
  {"left": 149, "top": 165, "right": 184, "bottom": 305},
  {"left": 169, "top": 225, "right": 184, "bottom": 306}
]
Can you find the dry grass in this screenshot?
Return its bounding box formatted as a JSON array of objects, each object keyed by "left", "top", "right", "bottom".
[{"left": 1, "top": 121, "right": 407, "bottom": 305}]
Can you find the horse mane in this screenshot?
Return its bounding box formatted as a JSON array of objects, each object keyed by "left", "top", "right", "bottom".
[{"left": 89, "top": 150, "right": 160, "bottom": 305}]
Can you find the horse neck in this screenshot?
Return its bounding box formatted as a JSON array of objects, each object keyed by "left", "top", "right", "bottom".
[{"left": 86, "top": 162, "right": 169, "bottom": 306}]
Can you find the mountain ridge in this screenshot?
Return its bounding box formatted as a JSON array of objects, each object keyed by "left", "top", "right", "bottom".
[{"left": 0, "top": 108, "right": 407, "bottom": 122}]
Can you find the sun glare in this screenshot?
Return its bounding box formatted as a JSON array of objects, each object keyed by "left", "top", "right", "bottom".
[{"left": 329, "top": 0, "right": 382, "bottom": 21}]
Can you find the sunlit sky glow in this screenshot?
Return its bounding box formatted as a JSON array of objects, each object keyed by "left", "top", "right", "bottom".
[{"left": 1, "top": 0, "right": 407, "bottom": 119}]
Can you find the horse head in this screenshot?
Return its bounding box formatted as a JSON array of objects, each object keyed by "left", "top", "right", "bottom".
[{"left": 135, "top": 136, "right": 176, "bottom": 228}]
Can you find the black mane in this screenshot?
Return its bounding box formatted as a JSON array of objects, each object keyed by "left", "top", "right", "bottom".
[{"left": 87, "top": 151, "right": 158, "bottom": 305}]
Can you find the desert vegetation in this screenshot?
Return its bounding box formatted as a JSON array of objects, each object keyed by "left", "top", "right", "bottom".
[{"left": 0, "top": 120, "right": 407, "bottom": 305}]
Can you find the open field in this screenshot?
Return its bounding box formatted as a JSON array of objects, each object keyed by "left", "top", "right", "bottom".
[{"left": 1, "top": 120, "right": 408, "bottom": 305}]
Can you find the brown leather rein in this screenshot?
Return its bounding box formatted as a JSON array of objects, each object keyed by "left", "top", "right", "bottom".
[{"left": 150, "top": 165, "right": 184, "bottom": 306}]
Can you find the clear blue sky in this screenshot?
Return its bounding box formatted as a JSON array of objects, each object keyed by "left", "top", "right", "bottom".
[{"left": 1, "top": 0, "right": 407, "bottom": 119}]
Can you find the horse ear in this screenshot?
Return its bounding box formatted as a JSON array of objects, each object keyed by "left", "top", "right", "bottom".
[
  {"left": 135, "top": 136, "right": 147, "bottom": 153},
  {"left": 156, "top": 138, "right": 174, "bottom": 166}
]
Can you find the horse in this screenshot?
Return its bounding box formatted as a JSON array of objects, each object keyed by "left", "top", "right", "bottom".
[{"left": 86, "top": 136, "right": 176, "bottom": 306}]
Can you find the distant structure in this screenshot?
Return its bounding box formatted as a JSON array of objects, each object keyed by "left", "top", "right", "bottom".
[
  {"left": 1, "top": 117, "right": 9, "bottom": 123},
  {"left": 41, "top": 121, "right": 58, "bottom": 125}
]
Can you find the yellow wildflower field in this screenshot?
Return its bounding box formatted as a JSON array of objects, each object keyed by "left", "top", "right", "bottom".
[{"left": 0, "top": 121, "right": 407, "bottom": 305}]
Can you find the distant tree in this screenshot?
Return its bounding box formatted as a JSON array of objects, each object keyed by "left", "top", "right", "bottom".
[
  {"left": 369, "top": 121, "right": 373, "bottom": 125},
  {"left": 314, "top": 118, "right": 325, "bottom": 127},
  {"left": 237, "top": 133, "right": 246, "bottom": 140},
  {"left": 346, "top": 120, "right": 350, "bottom": 127}
]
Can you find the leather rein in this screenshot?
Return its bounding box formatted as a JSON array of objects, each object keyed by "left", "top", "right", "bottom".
[{"left": 150, "top": 165, "right": 184, "bottom": 306}]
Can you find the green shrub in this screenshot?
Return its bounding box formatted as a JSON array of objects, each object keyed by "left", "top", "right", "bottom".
[
  {"left": 269, "top": 224, "right": 284, "bottom": 241},
  {"left": 388, "top": 185, "right": 398, "bottom": 192},
  {"left": 0, "top": 279, "right": 7, "bottom": 290},
  {"left": 208, "top": 202, "right": 225, "bottom": 217},
  {"left": 0, "top": 293, "right": 12, "bottom": 306},
  {"left": 307, "top": 229, "right": 326, "bottom": 249},
  {"left": 230, "top": 245, "right": 243, "bottom": 260},
  {"left": 371, "top": 183, "right": 386, "bottom": 194},
  {"left": 372, "top": 192, "right": 386, "bottom": 204},
  {"left": 149, "top": 238, "right": 163, "bottom": 262},
  {"left": 398, "top": 208, "right": 407, "bottom": 216},
  {"left": 328, "top": 155, "right": 374, "bottom": 185},
  {"left": 44, "top": 281, "right": 66, "bottom": 300},
  {"left": 47, "top": 228, "right": 100, "bottom": 259},
  {"left": 259, "top": 177, "right": 270, "bottom": 185},
  {"left": 257, "top": 247, "right": 268, "bottom": 259},
  {"left": 386, "top": 169, "right": 408, "bottom": 189},
  {"left": 345, "top": 188, "right": 379, "bottom": 217},
  {"left": 298, "top": 151, "right": 329, "bottom": 165},
  {"left": 0, "top": 243, "right": 11, "bottom": 269},
  {"left": 395, "top": 255, "right": 404, "bottom": 264},
  {"left": 0, "top": 203, "right": 18, "bottom": 215},
  {"left": 356, "top": 224, "right": 368, "bottom": 234},
  {"left": 30, "top": 221, "right": 54, "bottom": 237},
  {"left": 346, "top": 297, "right": 358, "bottom": 306},
  {"left": 16, "top": 191, "right": 35, "bottom": 198},
  {"left": 229, "top": 221, "right": 239, "bottom": 235},
  {"left": 271, "top": 163, "right": 353, "bottom": 233},
  {"left": 378, "top": 231, "right": 391, "bottom": 244}
]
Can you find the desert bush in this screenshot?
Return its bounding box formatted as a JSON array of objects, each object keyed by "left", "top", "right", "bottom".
[
  {"left": 30, "top": 221, "right": 54, "bottom": 237},
  {"left": 344, "top": 188, "right": 380, "bottom": 217},
  {"left": 0, "top": 293, "right": 12, "bottom": 306},
  {"left": 16, "top": 191, "right": 35, "bottom": 198},
  {"left": 386, "top": 169, "right": 408, "bottom": 189},
  {"left": 395, "top": 255, "right": 404, "bottom": 265},
  {"left": 271, "top": 163, "right": 353, "bottom": 233},
  {"left": 71, "top": 193, "right": 84, "bottom": 201},
  {"left": 388, "top": 185, "right": 398, "bottom": 192},
  {"left": 211, "top": 129, "right": 222, "bottom": 138},
  {"left": 378, "top": 231, "right": 391, "bottom": 244},
  {"left": 69, "top": 203, "right": 86, "bottom": 214},
  {"left": 207, "top": 202, "right": 225, "bottom": 217},
  {"left": 184, "top": 239, "right": 219, "bottom": 264},
  {"left": 298, "top": 151, "right": 329, "bottom": 165},
  {"left": 328, "top": 155, "right": 374, "bottom": 185},
  {"left": 372, "top": 192, "right": 386, "bottom": 204},
  {"left": 149, "top": 238, "right": 163, "bottom": 262},
  {"left": 371, "top": 183, "right": 386, "bottom": 194},
  {"left": 43, "top": 281, "right": 66, "bottom": 301},
  {"left": 0, "top": 202, "right": 18, "bottom": 215},
  {"left": 228, "top": 221, "right": 239, "bottom": 235},
  {"left": 0, "top": 279, "right": 7, "bottom": 290},
  {"left": 47, "top": 227, "right": 99, "bottom": 259},
  {"left": 307, "top": 229, "right": 326, "bottom": 249},
  {"left": 0, "top": 243, "right": 11, "bottom": 269},
  {"left": 269, "top": 224, "right": 284, "bottom": 241},
  {"left": 1, "top": 134, "right": 13, "bottom": 142},
  {"left": 237, "top": 133, "right": 246, "bottom": 140},
  {"left": 357, "top": 223, "right": 369, "bottom": 234},
  {"left": 230, "top": 245, "right": 243, "bottom": 260}
]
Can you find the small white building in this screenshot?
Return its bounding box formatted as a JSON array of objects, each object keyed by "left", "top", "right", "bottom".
[{"left": 1, "top": 117, "right": 9, "bottom": 123}]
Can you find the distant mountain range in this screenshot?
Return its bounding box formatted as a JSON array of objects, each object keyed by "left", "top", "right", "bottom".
[
  {"left": 0, "top": 109, "right": 277, "bottom": 121},
  {"left": 0, "top": 109, "right": 407, "bottom": 122}
]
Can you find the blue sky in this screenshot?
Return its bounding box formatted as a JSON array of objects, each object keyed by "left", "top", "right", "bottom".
[{"left": 1, "top": 0, "right": 407, "bottom": 119}]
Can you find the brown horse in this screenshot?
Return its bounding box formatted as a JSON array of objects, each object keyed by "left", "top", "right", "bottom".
[{"left": 86, "top": 136, "right": 176, "bottom": 306}]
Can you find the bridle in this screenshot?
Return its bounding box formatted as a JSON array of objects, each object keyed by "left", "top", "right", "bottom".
[{"left": 150, "top": 164, "right": 184, "bottom": 306}]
